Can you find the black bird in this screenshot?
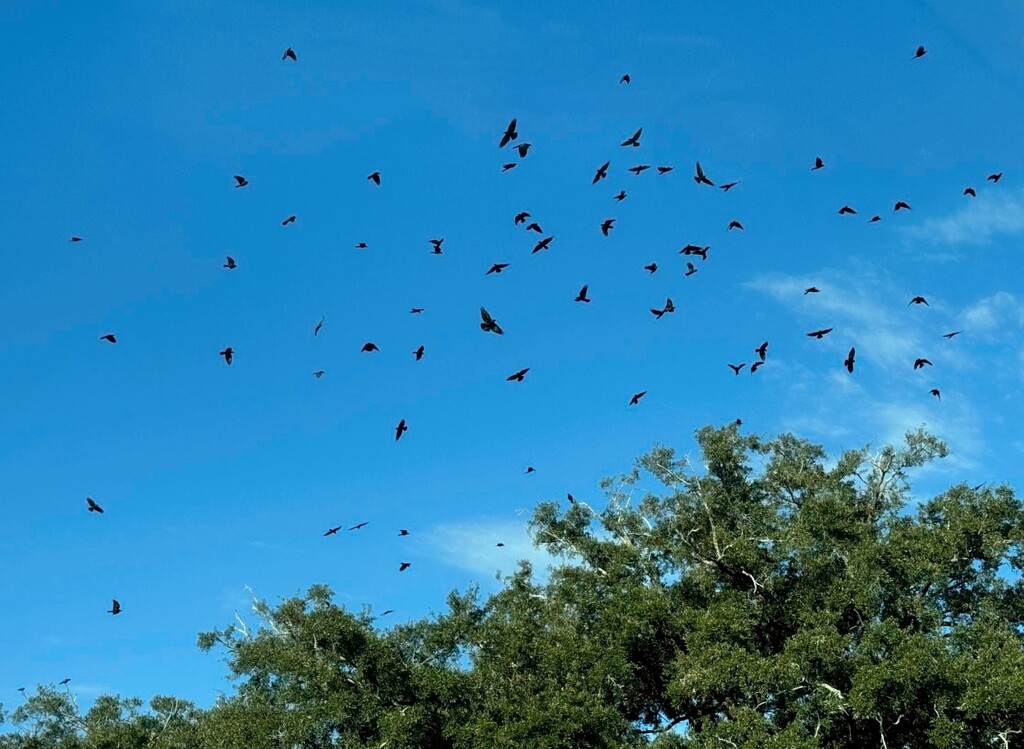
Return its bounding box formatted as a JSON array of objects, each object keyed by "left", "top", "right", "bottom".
[
  {"left": 613, "top": 190, "right": 627, "bottom": 201},
  {"left": 515, "top": 143, "right": 532, "bottom": 158},
  {"left": 399, "top": 562, "right": 411, "bottom": 572},
  {"left": 963, "top": 187, "right": 976, "bottom": 197},
  {"left": 593, "top": 161, "right": 611, "bottom": 184},
  {"left": 913, "top": 45, "right": 927, "bottom": 59},
  {"left": 812, "top": 157, "right": 825, "bottom": 171},
  {"left": 728, "top": 220, "right": 744, "bottom": 231},
  {"left": 59, "top": 679, "right": 71, "bottom": 686},
  {"left": 657, "top": 166, "right": 673, "bottom": 175},
  {"left": 755, "top": 341, "right": 768, "bottom": 361},
  {"left": 496, "top": 542, "right": 505, "bottom": 547},
  {"left": 628, "top": 164, "right": 651, "bottom": 175},
  {"left": 750, "top": 361, "right": 763, "bottom": 374},
  {"left": 680, "top": 244, "right": 710, "bottom": 260},
  {"left": 868, "top": 215, "right": 882, "bottom": 223},
  {"left": 807, "top": 328, "right": 833, "bottom": 339},
  {"left": 108, "top": 599, "right": 121, "bottom": 615},
  {"left": 844, "top": 347, "right": 856, "bottom": 373},
  {"left": 410, "top": 308, "right": 424, "bottom": 314},
  {"left": 804, "top": 287, "right": 820, "bottom": 294},
  {"left": 501, "top": 162, "right": 517, "bottom": 172},
  {"left": 988, "top": 173, "right": 1003, "bottom": 183},
  {"left": 575, "top": 284, "right": 591, "bottom": 303},
  {"left": 930, "top": 389, "right": 941, "bottom": 400},
  {"left": 368, "top": 171, "right": 381, "bottom": 185},
  {"left": 70, "top": 236, "right": 83, "bottom": 242},
  {"left": 499, "top": 118, "right": 518, "bottom": 148},
  {"left": 324, "top": 526, "right": 342, "bottom": 536},
  {"left": 728, "top": 363, "right": 746, "bottom": 375},
  {"left": 487, "top": 263, "right": 510, "bottom": 275},
  {"left": 600, "top": 219, "right": 615, "bottom": 236},
  {"left": 381, "top": 610, "right": 394, "bottom": 616},
  {"left": 693, "top": 162, "right": 714, "bottom": 186},
  {"left": 223, "top": 256, "right": 237, "bottom": 269},
  {"left": 429, "top": 238, "right": 444, "bottom": 254},
  {"left": 942, "top": 331, "right": 962, "bottom": 339},
  {"left": 480, "top": 307, "right": 504, "bottom": 334},
  {"left": 650, "top": 298, "right": 674, "bottom": 319},
  {"left": 629, "top": 391, "right": 647, "bottom": 406},
  {"left": 894, "top": 201, "right": 912, "bottom": 212},
  {"left": 525, "top": 466, "right": 535, "bottom": 474},
  {"left": 313, "top": 370, "right": 325, "bottom": 379},
  {"left": 100, "top": 334, "right": 117, "bottom": 343},
  {"left": 532, "top": 236, "right": 553, "bottom": 254},
  {"left": 621, "top": 127, "right": 642, "bottom": 147},
  {"left": 361, "top": 342, "right": 379, "bottom": 352},
  {"left": 909, "top": 296, "right": 929, "bottom": 306},
  {"left": 567, "top": 493, "right": 576, "bottom": 503},
  {"left": 314, "top": 316, "right": 324, "bottom": 336},
  {"left": 644, "top": 263, "right": 658, "bottom": 274},
  {"left": 838, "top": 205, "right": 856, "bottom": 215},
  {"left": 233, "top": 175, "right": 248, "bottom": 188},
  {"left": 395, "top": 419, "right": 408, "bottom": 440},
  {"left": 87, "top": 497, "right": 104, "bottom": 513},
  {"left": 282, "top": 215, "right": 296, "bottom": 225},
  {"left": 399, "top": 529, "right": 409, "bottom": 536},
  {"left": 684, "top": 262, "right": 697, "bottom": 277},
  {"left": 349, "top": 522, "right": 369, "bottom": 531},
  {"left": 719, "top": 181, "right": 740, "bottom": 192},
  {"left": 219, "top": 347, "right": 233, "bottom": 365},
  {"left": 506, "top": 368, "right": 530, "bottom": 382},
  {"left": 355, "top": 242, "right": 368, "bottom": 249},
  {"left": 514, "top": 211, "right": 530, "bottom": 225},
  {"left": 413, "top": 345, "right": 425, "bottom": 360},
  {"left": 525, "top": 222, "right": 543, "bottom": 233},
  {"left": 619, "top": 73, "right": 630, "bottom": 84},
  {"left": 914, "top": 358, "right": 932, "bottom": 369},
  {"left": 282, "top": 47, "right": 297, "bottom": 61}
]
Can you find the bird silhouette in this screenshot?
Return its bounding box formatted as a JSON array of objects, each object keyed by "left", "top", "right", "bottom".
[
  {"left": 750, "top": 361, "right": 764, "bottom": 374},
  {"left": 107, "top": 599, "right": 121, "bottom": 615},
  {"left": 355, "top": 242, "right": 368, "bottom": 249},
  {"left": 314, "top": 317, "right": 324, "bottom": 336},
  {"left": 838, "top": 206, "right": 857, "bottom": 215},
  {"left": 868, "top": 215, "right": 882, "bottom": 223},
  {"left": 988, "top": 173, "right": 1003, "bottom": 183},
  {"left": 399, "top": 562, "right": 411, "bottom": 572},
  {"left": 728, "top": 363, "right": 746, "bottom": 375},
  {"left": 728, "top": 220, "right": 744, "bottom": 231},
  {"left": 657, "top": 166, "right": 673, "bottom": 175},
  {"left": 914, "top": 358, "right": 932, "bottom": 369},
  {"left": 233, "top": 175, "right": 248, "bottom": 188},
  {"left": 349, "top": 522, "right": 369, "bottom": 531},
  {"left": 59, "top": 679, "right": 71, "bottom": 686},
  {"left": 629, "top": 391, "right": 647, "bottom": 406},
  {"left": 324, "top": 526, "right": 342, "bottom": 536},
  {"left": 514, "top": 211, "right": 530, "bottom": 225},
  {"left": 86, "top": 497, "right": 104, "bottom": 513},
  {"left": 684, "top": 262, "right": 697, "bottom": 277},
  {"left": 913, "top": 45, "right": 927, "bottom": 59},
  {"left": 380, "top": 610, "right": 394, "bottom": 616},
  {"left": 807, "top": 328, "right": 833, "bottom": 339},
  {"left": 621, "top": 127, "right": 642, "bottom": 147},
  {"left": 619, "top": 73, "right": 630, "bottom": 84},
  {"left": 525, "top": 466, "right": 535, "bottom": 474},
  {"left": 525, "top": 222, "right": 543, "bottom": 233},
  {"left": 804, "top": 287, "right": 820, "bottom": 294},
  {"left": 223, "top": 256, "right": 237, "bottom": 269},
  {"left": 575, "top": 284, "right": 591, "bottom": 303},
  {"left": 100, "top": 334, "right": 116, "bottom": 343},
  {"left": 680, "top": 244, "right": 709, "bottom": 260},
  {"left": 486, "top": 263, "right": 510, "bottom": 275},
  {"left": 499, "top": 118, "right": 518, "bottom": 148},
  {"left": 313, "top": 370, "right": 325, "bottom": 379},
  {"left": 515, "top": 143, "right": 532, "bottom": 158},
  {"left": 930, "top": 389, "right": 941, "bottom": 400},
  {"left": 942, "top": 331, "right": 962, "bottom": 339},
  {"left": 410, "top": 308, "right": 424, "bottom": 314},
  {"left": 593, "top": 161, "right": 610, "bottom": 184},
  {"left": 600, "top": 219, "right": 615, "bottom": 236},
  {"left": 812, "top": 157, "right": 825, "bottom": 171},
  {"left": 368, "top": 171, "right": 381, "bottom": 185},
  {"left": 70, "top": 236, "right": 83, "bottom": 242},
  {"left": 361, "top": 342, "right": 379, "bottom": 352},
  {"left": 719, "top": 181, "right": 740, "bottom": 192},
  {"left": 963, "top": 187, "right": 976, "bottom": 197},
  {"left": 694, "top": 162, "right": 714, "bottom": 186},
  {"left": 532, "top": 236, "right": 553, "bottom": 254},
  {"left": 506, "top": 368, "right": 530, "bottom": 382},
  {"left": 614, "top": 190, "right": 627, "bottom": 201},
  {"left": 219, "top": 347, "right": 233, "bottom": 365},
  {"left": 628, "top": 164, "right": 651, "bottom": 175},
  {"left": 844, "top": 347, "right": 856, "bottom": 373},
  {"left": 909, "top": 296, "right": 929, "bottom": 305},
  {"left": 429, "top": 238, "right": 444, "bottom": 254},
  {"left": 282, "top": 47, "right": 297, "bottom": 61},
  {"left": 650, "top": 298, "right": 675, "bottom": 319},
  {"left": 480, "top": 307, "right": 504, "bottom": 334},
  {"left": 644, "top": 263, "right": 658, "bottom": 274},
  {"left": 282, "top": 215, "right": 296, "bottom": 225},
  {"left": 755, "top": 341, "right": 768, "bottom": 361},
  {"left": 501, "top": 162, "right": 517, "bottom": 172},
  {"left": 894, "top": 201, "right": 912, "bottom": 212},
  {"left": 413, "top": 346, "right": 425, "bottom": 360},
  {"left": 567, "top": 493, "right": 576, "bottom": 504},
  {"left": 395, "top": 419, "right": 408, "bottom": 440}
]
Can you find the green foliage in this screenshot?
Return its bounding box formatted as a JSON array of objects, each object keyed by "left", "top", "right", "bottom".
[{"left": 5, "top": 425, "right": 1024, "bottom": 748}]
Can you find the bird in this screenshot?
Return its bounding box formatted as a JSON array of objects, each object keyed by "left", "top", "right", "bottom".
[
  {"left": 313, "top": 370, "right": 325, "bottom": 379},
  {"left": 619, "top": 73, "right": 630, "bottom": 84},
  {"left": 575, "top": 284, "right": 591, "bottom": 303},
  {"left": 314, "top": 317, "right": 324, "bottom": 336},
  {"left": 59, "top": 679, "right": 71, "bottom": 686},
  {"left": 413, "top": 346, "right": 425, "bottom": 361},
  {"left": 100, "top": 334, "right": 117, "bottom": 343},
  {"left": 506, "top": 368, "right": 530, "bottom": 382},
  {"left": 487, "top": 263, "right": 510, "bottom": 275},
  {"left": 480, "top": 307, "right": 504, "bottom": 334},
  {"left": 233, "top": 175, "right": 248, "bottom": 188},
  {"left": 499, "top": 118, "right": 518, "bottom": 148},
  {"left": 620, "top": 127, "right": 642, "bottom": 147},
  {"left": 719, "top": 181, "right": 740, "bottom": 192},
  {"left": 282, "top": 47, "right": 297, "bottom": 61},
  {"left": 515, "top": 142, "right": 532, "bottom": 158},
  {"left": 844, "top": 347, "right": 856, "bottom": 373},
  {"left": 894, "top": 201, "right": 912, "bottom": 212},
  {"left": 680, "top": 244, "right": 710, "bottom": 260},
  {"left": 629, "top": 391, "right": 647, "bottom": 406},
  {"left": 107, "top": 599, "right": 121, "bottom": 615},
  {"left": 355, "top": 242, "right": 368, "bottom": 249},
  {"left": 70, "top": 236, "right": 83, "bottom": 242},
  {"left": 613, "top": 190, "right": 627, "bottom": 201},
  {"left": 324, "top": 526, "right": 342, "bottom": 536},
  {"left": 525, "top": 222, "right": 543, "bottom": 233},
  {"left": 361, "top": 342, "right": 379, "bottom": 352},
  {"left": 349, "top": 522, "right": 369, "bottom": 531},
  {"left": 644, "top": 263, "right": 658, "bottom": 274},
  {"left": 684, "top": 262, "right": 697, "bottom": 277},
  {"left": 501, "top": 162, "right": 517, "bottom": 172},
  {"left": 942, "top": 331, "right": 962, "bottom": 339},
  {"left": 755, "top": 341, "right": 768, "bottom": 361},
  {"left": 593, "top": 161, "right": 610, "bottom": 184},
  {"left": 657, "top": 166, "right": 673, "bottom": 175},
  {"left": 282, "top": 215, "right": 296, "bottom": 225},
  {"left": 86, "top": 497, "right": 104, "bottom": 513},
  {"left": 930, "top": 389, "right": 941, "bottom": 400},
  {"left": 532, "top": 236, "right": 553, "bottom": 254},
  {"left": 812, "top": 157, "right": 825, "bottom": 171},
  {"left": 728, "top": 363, "right": 746, "bottom": 375},
  {"left": 807, "top": 328, "right": 833, "bottom": 339},
  {"left": 728, "top": 220, "right": 744, "bottom": 231},
  {"left": 219, "top": 347, "right": 233, "bottom": 365},
  {"left": 399, "top": 529, "right": 409, "bottom": 536},
  {"left": 600, "top": 219, "right": 616, "bottom": 236},
  {"left": 914, "top": 45, "right": 927, "bottom": 59},
  {"left": 525, "top": 467, "right": 535, "bottom": 474},
  {"left": 380, "top": 610, "right": 394, "bottom": 616},
  {"left": 399, "top": 562, "right": 411, "bottom": 572},
  {"left": 914, "top": 358, "right": 932, "bottom": 369},
  {"left": 693, "top": 162, "right": 714, "bottom": 186},
  {"left": 750, "top": 361, "right": 763, "bottom": 374},
  {"left": 496, "top": 542, "right": 505, "bottom": 547},
  {"left": 429, "top": 238, "right": 444, "bottom": 254},
  {"left": 368, "top": 171, "right": 381, "bottom": 185},
  {"left": 963, "top": 187, "right": 976, "bottom": 197},
  {"left": 567, "top": 493, "right": 576, "bottom": 504},
  {"left": 838, "top": 206, "right": 857, "bottom": 215},
  {"left": 628, "top": 164, "right": 651, "bottom": 175},
  {"left": 988, "top": 173, "right": 1003, "bottom": 183},
  {"left": 650, "top": 298, "right": 674, "bottom": 319},
  {"left": 410, "top": 308, "right": 424, "bottom": 314},
  {"left": 909, "top": 296, "right": 929, "bottom": 305},
  {"left": 868, "top": 215, "right": 882, "bottom": 223},
  {"left": 223, "top": 256, "right": 237, "bottom": 269},
  {"left": 514, "top": 211, "right": 530, "bottom": 225},
  {"left": 395, "top": 419, "right": 408, "bottom": 441},
  {"left": 804, "top": 287, "right": 820, "bottom": 294}
]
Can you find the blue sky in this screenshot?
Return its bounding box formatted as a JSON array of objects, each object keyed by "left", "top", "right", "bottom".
[{"left": 2, "top": 0, "right": 1024, "bottom": 710}]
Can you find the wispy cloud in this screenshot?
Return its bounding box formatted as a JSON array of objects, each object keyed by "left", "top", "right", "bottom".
[
  {"left": 422, "top": 517, "right": 558, "bottom": 579},
  {"left": 960, "top": 291, "right": 1024, "bottom": 342},
  {"left": 902, "top": 188, "right": 1024, "bottom": 246}
]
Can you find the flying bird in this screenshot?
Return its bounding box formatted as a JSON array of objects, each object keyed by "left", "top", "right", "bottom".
[
  {"left": 650, "top": 298, "right": 674, "bottom": 319},
  {"left": 629, "top": 391, "right": 647, "bottom": 406},
  {"left": 621, "top": 127, "right": 642, "bottom": 147},
  {"left": 486, "top": 263, "right": 510, "bottom": 275},
  {"left": 593, "top": 161, "right": 610, "bottom": 184},
  {"left": 219, "top": 347, "right": 233, "bottom": 365},
  {"left": 223, "top": 256, "right": 236, "bottom": 269},
  {"left": 684, "top": 262, "right": 697, "bottom": 277},
  {"left": 515, "top": 143, "right": 532, "bottom": 158},
  {"left": 719, "top": 181, "right": 740, "bottom": 192},
  {"left": 525, "top": 222, "right": 543, "bottom": 233},
  {"left": 100, "top": 334, "right": 116, "bottom": 343},
  {"left": 942, "top": 331, "right": 962, "bottom": 339},
  {"left": 86, "top": 497, "right": 104, "bottom": 513},
  {"left": 755, "top": 341, "right": 768, "bottom": 361},
  {"left": 324, "top": 526, "right": 342, "bottom": 536},
  {"left": 844, "top": 347, "right": 856, "bottom": 373},
  {"left": 399, "top": 562, "right": 411, "bottom": 572},
  {"left": 728, "top": 220, "right": 744, "bottom": 231},
  {"left": 894, "top": 201, "right": 912, "bottom": 212},
  {"left": 501, "top": 162, "right": 517, "bottom": 172},
  {"left": 575, "top": 284, "right": 591, "bottom": 303},
  {"left": 693, "top": 162, "right": 714, "bottom": 186},
  {"left": 413, "top": 346, "right": 424, "bottom": 360},
  {"left": 480, "top": 307, "right": 504, "bottom": 335},
  {"left": 349, "top": 522, "right": 369, "bottom": 531},
  {"left": 107, "top": 599, "right": 121, "bottom": 615},
  {"left": 644, "top": 263, "right": 658, "bottom": 274},
  {"left": 963, "top": 187, "right": 976, "bottom": 197},
  {"left": 532, "top": 236, "right": 553, "bottom": 254},
  {"left": 988, "top": 173, "right": 1003, "bottom": 183},
  {"left": 838, "top": 206, "right": 857, "bottom": 215},
  {"left": 395, "top": 419, "right": 408, "bottom": 440},
  {"left": 368, "top": 171, "right": 381, "bottom": 185},
  {"left": 657, "top": 166, "right": 673, "bottom": 175},
  {"left": 914, "top": 358, "right": 932, "bottom": 369},
  {"left": 410, "top": 308, "right": 424, "bottom": 314},
  {"left": 628, "top": 164, "right": 651, "bottom": 175},
  {"left": 614, "top": 190, "right": 627, "bottom": 201},
  {"left": 600, "top": 219, "right": 615, "bottom": 236},
  {"left": 233, "top": 175, "right": 248, "bottom": 188},
  {"left": 282, "top": 47, "right": 297, "bottom": 61},
  {"left": 804, "top": 287, "right": 820, "bottom": 294},
  {"left": 70, "top": 236, "right": 83, "bottom": 242},
  {"left": 619, "top": 73, "right": 630, "bottom": 84},
  {"left": 361, "top": 342, "right": 379, "bottom": 352},
  {"left": 750, "top": 361, "right": 763, "bottom": 374},
  {"left": 930, "top": 389, "right": 941, "bottom": 400},
  {"left": 314, "top": 316, "right": 324, "bottom": 336},
  {"left": 807, "top": 328, "right": 833, "bottom": 339},
  {"left": 499, "top": 118, "right": 518, "bottom": 148},
  {"left": 868, "top": 215, "right": 882, "bottom": 223},
  {"left": 909, "top": 296, "right": 928, "bottom": 305},
  {"left": 728, "top": 363, "right": 746, "bottom": 375},
  {"left": 59, "top": 679, "right": 71, "bottom": 686},
  {"left": 355, "top": 242, "right": 368, "bottom": 249},
  {"left": 281, "top": 215, "right": 296, "bottom": 225},
  {"left": 812, "top": 157, "right": 825, "bottom": 171},
  {"left": 514, "top": 211, "right": 530, "bottom": 225},
  {"left": 913, "top": 45, "right": 927, "bottom": 58},
  {"left": 380, "top": 610, "right": 394, "bottom": 616},
  {"left": 313, "top": 370, "right": 325, "bottom": 379},
  {"left": 429, "top": 238, "right": 444, "bottom": 254},
  {"left": 506, "top": 368, "right": 530, "bottom": 382},
  {"left": 398, "top": 529, "right": 410, "bottom": 537}
]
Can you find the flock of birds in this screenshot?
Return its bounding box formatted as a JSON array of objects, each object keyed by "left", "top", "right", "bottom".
[{"left": 60, "top": 42, "right": 1004, "bottom": 637}]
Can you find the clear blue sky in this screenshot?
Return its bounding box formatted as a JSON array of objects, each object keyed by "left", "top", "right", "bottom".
[{"left": 3, "top": 0, "right": 1024, "bottom": 709}]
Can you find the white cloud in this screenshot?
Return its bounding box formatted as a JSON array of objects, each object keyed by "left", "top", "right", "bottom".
[
  {"left": 422, "top": 517, "right": 559, "bottom": 579},
  {"left": 902, "top": 189, "right": 1024, "bottom": 246},
  {"left": 960, "top": 291, "right": 1024, "bottom": 342}
]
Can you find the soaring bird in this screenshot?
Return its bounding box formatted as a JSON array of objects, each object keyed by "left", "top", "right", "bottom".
[
  {"left": 650, "top": 298, "right": 675, "bottom": 319},
  {"left": 593, "top": 161, "right": 610, "bottom": 184},
  {"left": 988, "top": 173, "right": 1003, "bottom": 183},
  {"left": 410, "top": 308, "right": 424, "bottom": 314},
  {"left": 844, "top": 347, "right": 856, "bottom": 373},
  {"left": 395, "top": 419, "right": 408, "bottom": 440},
  {"left": 525, "top": 222, "right": 543, "bottom": 233},
  {"left": 313, "top": 370, "right": 325, "bottom": 379},
  {"left": 621, "top": 127, "right": 642, "bottom": 147},
  {"left": 913, "top": 45, "right": 927, "bottom": 58},
  {"left": 575, "top": 284, "right": 591, "bottom": 303},
  {"left": 59, "top": 679, "right": 71, "bottom": 686},
  {"left": 501, "top": 162, "right": 517, "bottom": 172},
  {"left": 728, "top": 220, "right": 744, "bottom": 231},
  {"left": 684, "top": 262, "right": 697, "bottom": 277},
  {"left": 755, "top": 341, "right": 768, "bottom": 361},
  {"left": 367, "top": 171, "right": 381, "bottom": 185},
  {"left": 314, "top": 316, "right": 324, "bottom": 336},
  {"left": 486, "top": 263, "right": 510, "bottom": 275},
  {"left": 355, "top": 242, "right": 368, "bottom": 249},
  {"left": 429, "top": 238, "right": 444, "bottom": 254},
  {"left": 750, "top": 361, "right": 763, "bottom": 374},
  {"left": 107, "top": 599, "right": 121, "bottom": 615},
  {"left": 525, "top": 466, "right": 535, "bottom": 474},
  {"left": 838, "top": 205, "right": 856, "bottom": 215},
  {"left": 282, "top": 215, "right": 296, "bottom": 225},
  {"left": 70, "top": 236, "right": 83, "bottom": 242},
  {"left": 86, "top": 497, "right": 104, "bottom": 513},
  {"left": 719, "top": 181, "right": 740, "bottom": 192},
  {"left": 514, "top": 143, "right": 531, "bottom": 158},
  {"left": 807, "top": 328, "right": 833, "bottom": 339},
  {"left": 499, "top": 118, "right": 518, "bottom": 148},
  {"left": 506, "top": 368, "right": 530, "bottom": 382},
  {"left": 644, "top": 263, "right": 658, "bottom": 274},
  {"left": 894, "top": 201, "right": 912, "bottom": 212},
  {"left": 868, "top": 215, "right": 882, "bottom": 223},
  {"left": 963, "top": 187, "right": 976, "bottom": 197},
  {"left": 514, "top": 211, "right": 530, "bottom": 225},
  {"left": 324, "top": 526, "right": 342, "bottom": 536},
  {"left": 629, "top": 391, "right": 647, "bottom": 406},
  {"left": 233, "top": 175, "right": 248, "bottom": 188},
  {"left": 681, "top": 244, "right": 709, "bottom": 260},
  {"left": 942, "top": 331, "right": 962, "bottom": 339},
  {"left": 282, "top": 47, "right": 297, "bottom": 61},
  {"left": 399, "top": 529, "right": 410, "bottom": 536},
  {"left": 361, "top": 342, "right": 379, "bottom": 352},
  {"left": 804, "top": 287, "right": 820, "bottom": 294},
  {"left": 914, "top": 358, "right": 932, "bottom": 369},
  {"left": 930, "top": 389, "right": 941, "bottom": 400},
  {"left": 628, "top": 164, "right": 651, "bottom": 175},
  {"left": 600, "top": 219, "right": 616, "bottom": 236},
  {"left": 657, "top": 166, "right": 673, "bottom": 175},
  {"left": 909, "top": 296, "right": 928, "bottom": 305},
  {"left": 619, "top": 73, "right": 630, "bottom": 84},
  {"left": 223, "top": 256, "right": 237, "bottom": 269},
  {"left": 219, "top": 347, "right": 233, "bottom": 365},
  {"left": 614, "top": 190, "right": 627, "bottom": 201},
  {"left": 532, "top": 236, "right": 553, "bottom": 254},
  {"left": 693, "top": 162, "right": 714, "bottom": 186},
  {"left": 349, "top": 522, "right": 369, "bottom": 531},
  {"left": 413, "top": 345, "right": 425, "bottom": 360},
  {"left": 399, "top": 562, "right": 411, "bottom": 572},
  {"left": 100, "top": 334, "right": 117, "bottom": 343},
  {"left": 480, "top": 307, "right": 504, "bottom": 335},
  {"left": 728, "top": 363, "right": 746, "bottom": 375},
  {"left": 812, "top": 157, "right": 825, "bottom": 171}
]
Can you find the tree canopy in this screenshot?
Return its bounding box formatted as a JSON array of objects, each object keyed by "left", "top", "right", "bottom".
[{"left": 5, "top": 424, "right": 1024, "bottom": 748}]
